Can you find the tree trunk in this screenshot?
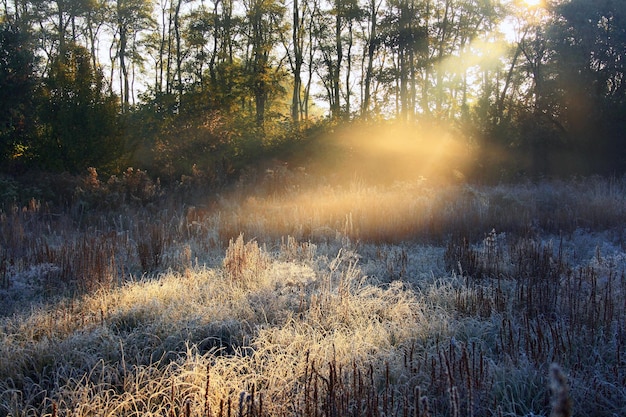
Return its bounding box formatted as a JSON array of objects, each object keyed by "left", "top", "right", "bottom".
[
  {"left": 118, "top": 22, "right": 129, "bottom": 111},
  {"left": 362, "top": 0, "right": 378, "bottom": 118},
  {"left": 291, "top": 0, "right": 302, "bottom": 124},
  {"left": 173, "top": 0, "right": 183, "bottom": 105},
  {"left": 345, "top": 18, "right": 353, "bottom": 117},
  {"left": 332, "top": 0, "right": 342, "bottom": 119}
]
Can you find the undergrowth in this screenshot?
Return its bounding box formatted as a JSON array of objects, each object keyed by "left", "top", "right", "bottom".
[{"left": 0, "top": 173, "right": 625, "bottom": 416}]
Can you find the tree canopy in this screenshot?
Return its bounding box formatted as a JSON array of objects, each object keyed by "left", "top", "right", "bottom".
[{"left": 0, "top": 0, "right": 625, "bottom": 180}]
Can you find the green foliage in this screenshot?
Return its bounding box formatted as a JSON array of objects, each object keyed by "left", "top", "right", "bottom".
[
  {"left": 153, "top": 110, "right": 236, "bottom": 183},
  {"left": 127, "top": 81, "right": 322, "bottom": 187},
  {"left": 0, "top": 22, "right": 38, "bottom": 173},
  {"left": 0, "top": 174, "right": 20, "bottom": 204},
  {"left": 36, "top": 44, "right": 123, "bottom": 173}
]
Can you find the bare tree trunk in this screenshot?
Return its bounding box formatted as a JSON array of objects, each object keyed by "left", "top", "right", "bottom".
[
  {"left": 208, "top": 0, "right": 220, "bottom": 88},
  {"left": 157, "top": 0, "right": 169, "bottom": 95},
  {"left": 118, "top": 22, "right": 129, "bottom": 111},
  {"left": 304, "top": 8, "right": 315, "bottom": 120},
  {"left": 57, "top": 0, "right": 65, "bottom": 54},
  {"left": 173, "top": 0, "right": 183, "bottom": 105},
  {"left": 362, "top": 0, "right": 380, "bottom": 118},
  {"left": 332, "top": 0, "right": 342, "bottom": 119},
  {"left": 345, "top": 17, "right": 353, "bottom": 117},
  {"left": 291, "top": 0, "right": 302, "bottom": 124}
]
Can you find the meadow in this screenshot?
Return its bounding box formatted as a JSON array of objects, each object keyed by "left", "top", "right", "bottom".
[{"left": 0, "top": 163, "right": 625, "bottom": 416}]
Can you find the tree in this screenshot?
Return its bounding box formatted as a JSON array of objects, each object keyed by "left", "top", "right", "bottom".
[
  {"left": 113, "top": 0, "right": 155, "bottom": 112},
  {"left": 0, "top": 21, "right": 37, "bottom": 171},
  {"left": 37, "top": 43, "right": 122, "bottom": 172},
  {"left": 280, "top": 0, "right": 319, "bottom": 123},
  {"left": 380, "top": 0, "right": 428, "bottom": 120},
  {"left": 312, "top": 0, "right": 359, "bottom": 120},
  {"left": 424, "top": 0, "right": 498, "bottom": 120},
  {"left": 550, "top": 0, "right": 626, "bottom": 173},
  {"left": 83, "top": 0, "right": 111, "bottom": 70},
  {"left": 171, "top": 0, "right": 185, "bottom": 104},
  {"left": 244, "top": 0, "right": 286, "bottom": 126},
  {"left": 290, "top": 0, "right": 304, "bottom": 124},
  {"left": 183, "top": 3, "right": 213, "bottom": 91},
  {"left": 361, "top": 0, "right": 383, "bottom": 118}
]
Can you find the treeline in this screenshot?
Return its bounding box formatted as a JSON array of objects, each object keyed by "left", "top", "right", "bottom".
[{"left": 1, "top": 0, "right": 625, "bottom": 183}]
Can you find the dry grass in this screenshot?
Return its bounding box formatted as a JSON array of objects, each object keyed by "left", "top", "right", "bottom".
[{"left": 0, "top": 174, "right": 625, "bottom": 416}]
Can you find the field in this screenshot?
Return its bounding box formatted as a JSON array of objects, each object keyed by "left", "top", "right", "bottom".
[{"left": 1, "top": 168, "right": 625, "bottom": 416}]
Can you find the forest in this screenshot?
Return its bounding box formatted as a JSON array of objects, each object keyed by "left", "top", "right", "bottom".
[{"left": 1, "top": 0, "right": 625, "bottom": 183}]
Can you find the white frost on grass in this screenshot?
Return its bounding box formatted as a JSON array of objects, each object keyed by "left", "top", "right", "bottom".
[{"left": 0, "top": 263, "right": 64, "bottom": 315}]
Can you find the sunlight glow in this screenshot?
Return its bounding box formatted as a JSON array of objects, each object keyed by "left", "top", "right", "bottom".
[
  {"left": 500, "top": 0, "right": 545, "bottom": 43},
  {"left": 523, "top": 0, "right": 541, "bottom": 6},
  {"left": 212, "top": 122, "right": 477, "bottom": 243},
  {"left": 311, "top": 122, "right": 474, "bottom": 186}
]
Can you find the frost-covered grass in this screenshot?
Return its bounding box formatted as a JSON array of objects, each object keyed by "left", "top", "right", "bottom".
[{"left": 0, "top": 175, "right": 625, "bottom": 416}]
